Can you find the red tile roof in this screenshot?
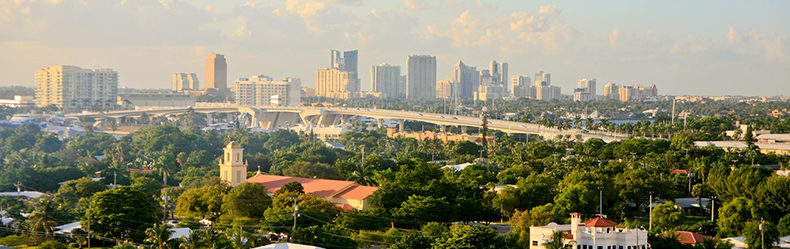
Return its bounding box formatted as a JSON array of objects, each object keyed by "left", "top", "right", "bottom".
[
  {"left": 129, "top": 168, "right": 153, "bottom": 173},
  {"left": 584, "top": 217, "right": 618, "bottom": 227},
  {"left": 671, "top": 169, "right": 689, "bottom": 174},
  {"left": 246, "top": 174, "right": 378, "bottom": 200},
  {"left": 674, "top": 231, "right": 710, "bottom": 244},
  {"left": 334, "top": 185, "right": 379, "bottom": 200}
]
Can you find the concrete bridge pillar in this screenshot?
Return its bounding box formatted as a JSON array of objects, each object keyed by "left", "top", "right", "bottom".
[
  {"left": 399, "top": 119, "right": 405, "bottom": 132},
  {"left": 377, "top": 119, "right": 384, "bottom": 129}
]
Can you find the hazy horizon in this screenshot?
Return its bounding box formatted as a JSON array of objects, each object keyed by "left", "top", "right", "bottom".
[{"left": 2, "top": 0, "right": 788, "bottom": 96}]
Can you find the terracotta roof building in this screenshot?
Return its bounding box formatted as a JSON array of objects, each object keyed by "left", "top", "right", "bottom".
[
  {"left": 674, "top": 231, "right": 710, "bottom": 245},
  {"left": 246, "top": 174, "right": 378, "bottom": 211},
  {"left": 529, "top": 213, "right": 648, "bottom": 249}
]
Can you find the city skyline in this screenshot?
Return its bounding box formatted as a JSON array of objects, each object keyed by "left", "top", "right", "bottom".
[{"left": 1, "top": 0, "right": 788, "bottom": 96}]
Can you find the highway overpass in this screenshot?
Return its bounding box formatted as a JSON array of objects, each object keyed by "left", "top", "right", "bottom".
[{"left": 70, "top": 106, "right": 629, "bottom": 142}]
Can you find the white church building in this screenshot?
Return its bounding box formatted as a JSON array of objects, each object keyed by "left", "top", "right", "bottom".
[{"left": 530, "top": 213, "right": 648, "bottom": 249}]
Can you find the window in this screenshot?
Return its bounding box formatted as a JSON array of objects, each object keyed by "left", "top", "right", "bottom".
[
  {"left": 532, "top": 241, "right": 538, "bottom": 246},
  {"left": 597, "top": 247, "right": 603, "bottom": 249}
]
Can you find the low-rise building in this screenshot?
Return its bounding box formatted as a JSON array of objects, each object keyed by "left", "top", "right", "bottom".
[
  {"left": 0, "top": 95, "right": 34, "bottom": 107},
  {"left": 246, "top": 174, "right": 378, "bottom": 211},
  {"left": 529, "top": 213, "right": 648, "bottom": 249}
]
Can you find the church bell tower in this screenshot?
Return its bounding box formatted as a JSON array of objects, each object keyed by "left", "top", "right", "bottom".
[{"left": 220, "top": 141, "right": 247, "bottom": 186}]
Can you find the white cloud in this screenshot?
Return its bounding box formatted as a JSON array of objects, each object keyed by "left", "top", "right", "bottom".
[
  {"left": 231, "top": 17, "right": 251, "bottom": 38},
  {"left": 402, "top": 0, "right": 429, "bottom": 10},
  {"left": 609, "top": 28, "right": 620, "bottom": 47}
]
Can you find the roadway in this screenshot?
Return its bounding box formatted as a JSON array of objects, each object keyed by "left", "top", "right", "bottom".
[{"left": 70, "top": 106, "right": 629, "bottom": 142}]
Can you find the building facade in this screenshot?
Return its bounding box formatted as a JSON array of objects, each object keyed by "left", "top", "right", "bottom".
[
  {"left": 453, "top": 60, "right": 480, "bottom": 99},
  {"left": 511, "top": 75, "right": 531, "bottom": 98},
  {"left": 530, "top": 213, "right": 648, "bottom": 249},
  {"left": 219, "top": 141, "right": 247, "bottom": 187},
  {"left": 436, "top": 80, "right": 455, "bottom": 99},
  {"left": 603, "top": 82, "right": 619, "bottom": 100},
  {"left": 172, "top": 73, "right": 200, "bottom": 91},
  {"left": 316, "top": 68, "right": 359, "bottom": 99},
  {"left": 204, "top": 54, "right": 228, "bottom": 91},
  {"left": 406, "top": 55, "right": 437, "bottom": 99},
  {"left": 371, "top": 63, "right": 404, "bottom": 98},
  {"left": 35, "top": 65, "right": 118, "bottom": 112},
  {"left": 235, "top": 75, "right": 301, "bottom": 106},
  {"left": 573, "top": 78, "right": 596, "bottom": 101}
]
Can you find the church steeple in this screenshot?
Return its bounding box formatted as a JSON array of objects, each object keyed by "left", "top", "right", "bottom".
[{"left": 220, "top": 141, "right": 247, "bottom": 186}]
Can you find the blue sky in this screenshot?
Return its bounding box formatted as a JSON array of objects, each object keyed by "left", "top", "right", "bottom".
[{"left": 1, "top": 0, "right": 788, "bottom": 95}]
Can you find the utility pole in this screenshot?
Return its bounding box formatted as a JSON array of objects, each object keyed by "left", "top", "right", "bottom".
[
  {"left": 649, "top": 193, "right": 653, "bottom": 231},
  {"left": 87, "top": 201, "right": 91, "bottom": 248},
  {"left": 760, "top": 218, "right": 765, "bottom": 249},
  {"left": 291, "top": 197, "right": 301, "bottom": 240},
  {"left": 710, "top": 198, "right": 715, "bottom": 221},
  {"left": 113, "top": 172, "right": 117, "bottom": 189},
  {"left": 671, "top": 99, "right": 676, "bottom": 124},
  {"left": 598, "top": 187, "right": 603, "bottom": 216}
]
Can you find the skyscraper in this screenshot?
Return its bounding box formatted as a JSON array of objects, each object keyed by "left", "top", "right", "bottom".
[
  {"left": 172, "top": 73, "right": 199, "bottom": 91},
  {"left": 577, "top": 78, "right": 597, "bottom": 96},
  {"left": 406, "top": 55, "right": 437, "bottom": 99},
  {"left": 573, "top": 78, "right": 596, "bottom": 101},
  {"left": 489, "top": 60, "right": 508, "bottom": 86},
  {"left": 35, "top": 65, "right": 118, "bottom": 112},
  {"left": 330, "top": 49, "right": 358, "bottom": 78},
  {"left": 603, "top": 82, "right": 619, "bottom": 100},
  {"left": 205, "top": 54, "right": 227, "bottom": 91},
  {"left": 371, "top": 63, "right": 403, "bottom": 98},
  {"left": 453, "top": 60, "right": 479, "bottom": 99},
  {"left": 534, "top": 71, "right": 551, "bottom": 87}
]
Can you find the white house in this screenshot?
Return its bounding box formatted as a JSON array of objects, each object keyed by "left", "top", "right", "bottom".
[{"left": 530, "top": 213, "right": 648, "bottom": 249}]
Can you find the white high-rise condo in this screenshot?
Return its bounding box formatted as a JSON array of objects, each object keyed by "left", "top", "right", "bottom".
[
  {"left": 573, "top": 78, "right": 597, "bottom": 101},
  {"left": 371, "top": 63, "right": 403, "bottom": 98},
  {"left": 235, "top": 75, "right": 301, "bottom": 107},
  {"left": 35, "top": 65, "right": 118, "bottom": 112},
  {"left": 406, "top": 55, "right": 437, "bottom": 99}
]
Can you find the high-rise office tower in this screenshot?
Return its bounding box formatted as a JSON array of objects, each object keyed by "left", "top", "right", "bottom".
[
  {"left": 316, "top": 68, "right": 359, "bottom": 99},
  {"left": 406, "top": 55, "right": 437, "bottom": 99},
  {"left": 488, "top": 60, "right": 508, "bottom": 87},
  {"left": 172, "top": 73, "right": 200, "bottom": 91},
  {"left": 235, "top": 75, "right": 301, "bottom": 106},
  {"left": 453, "top": 60, "right": 479, "bottom": 99},
  {"left": 371, "top": 63, "right": 403, "bottom": 98},
  {"left": 35, "top": 65, "right": 118, "bottom": 112},
  {"left": 534, "top": 71, "right": 551, "bottom": 87},
  {"left": 205, "top": 54, "right": 227, "bottom": 91},
  {"left": 330, "top": 49, "right": 358, "bottom": 78}
]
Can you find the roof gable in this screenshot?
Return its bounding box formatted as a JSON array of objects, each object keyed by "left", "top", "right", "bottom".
[
  {"left": 584, "top": 217, "right": 618, "bottom": 227},
  {"left": 246, "top": 174, "right": 377, "bottom": 199}
]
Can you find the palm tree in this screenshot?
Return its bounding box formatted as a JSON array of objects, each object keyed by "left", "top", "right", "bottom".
[
  {"left": 144, "top": 223, "right": 173, "bottom": 249},
  {"left": 543, "top": 230, "right": 567, "bottom": 249},
  {"left": 29, "top": 198, "right": 60, "bottom": 239},
  {"left": 179, "top": 230, "right": 204, "bottom": 249}
]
